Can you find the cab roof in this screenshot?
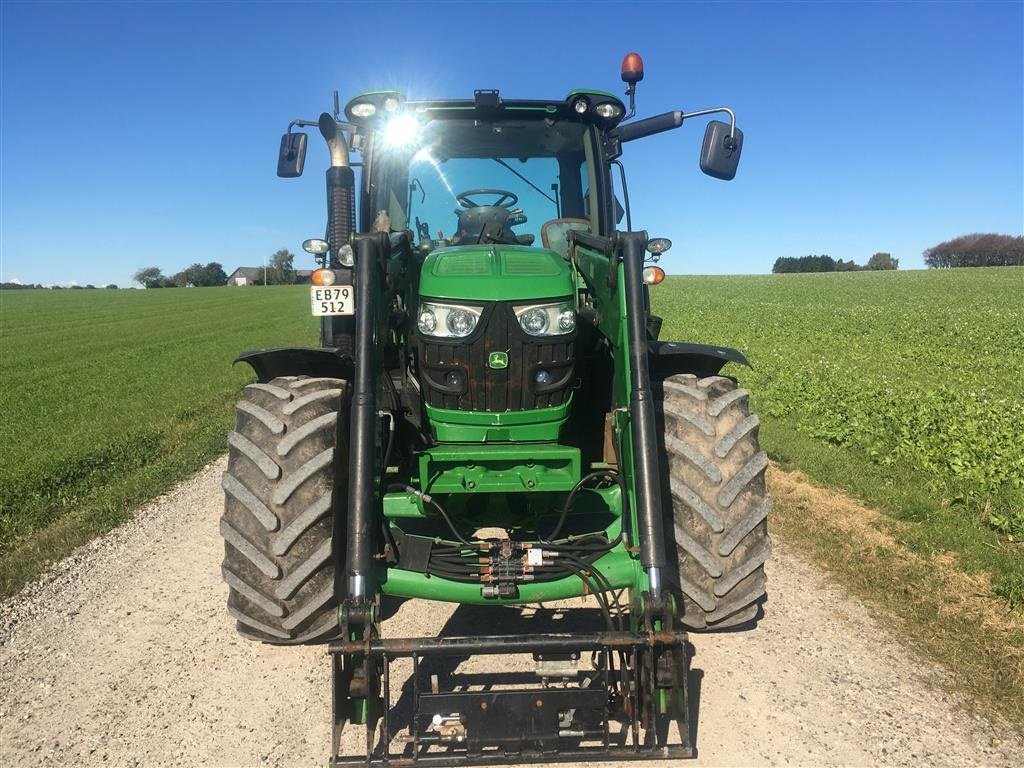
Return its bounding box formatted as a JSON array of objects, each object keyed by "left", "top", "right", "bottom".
[{"left": 345, "top": 89, "right": 626, "bottom": 128}]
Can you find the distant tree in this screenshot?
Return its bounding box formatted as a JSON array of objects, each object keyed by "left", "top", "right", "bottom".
[
  {"left": 133, "top": 266, "right": 166, "bottom": 288},
  {"left": 772, "top": 257, "right": 796, "bottom": 273},
  {"left": 835, "top": 258, "right": 863, "bottom": 272},
  {"left": 180, "top": 263, "right": 207, "bottom": 287},
  {"left": 866, "top": 252, "right": 899, "bottom": 270},
  {"left": 104, "top": 284, "right": 119, "bottom": 290},
  {"left": 200, "top": 262, "right": 228, "bottom": 286},
  {"left": 924, "top": 234, "right": 1024, "bottom": 268},
  {"left": 772, "top": 254, "right": 836, "bottom": 273},
  {"left": 269, "top": 249, "right": 296, "bottom": 285}
]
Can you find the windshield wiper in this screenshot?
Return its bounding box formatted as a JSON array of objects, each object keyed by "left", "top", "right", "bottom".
[{"left": 493, "top": 159, "right": 558, "bottom": 207}]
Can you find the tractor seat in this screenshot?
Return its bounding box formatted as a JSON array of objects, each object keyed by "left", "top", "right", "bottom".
[{"left": 541, "top": 218, "right": 591, "bottom": 259}]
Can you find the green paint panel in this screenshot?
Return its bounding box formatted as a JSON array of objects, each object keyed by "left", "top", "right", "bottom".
[
  {"left": 380, "top": 546, "right": 639, "bottom": 604},
  {"left": 419, "top": 245, "right": 573, "bottom": 301},
  {"left": 426, "top": 400, "right": 571, "bottom": 442},
  {"left": 382, "top": 490, "right": 424, "bottom": 518},
  {"left": 418, "top": 443, "right": 581, "bottom": 494}
]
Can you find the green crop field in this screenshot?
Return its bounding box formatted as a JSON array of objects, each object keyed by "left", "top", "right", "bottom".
[
  {"left": 0, "top": 285, "right": 317, "bottom": 595},
  {"left": 1, "top": 269, "right": 1022, "bottom": 607},
  {"left": 653, "top": 266, "right": 1024, "bottom": 606}
]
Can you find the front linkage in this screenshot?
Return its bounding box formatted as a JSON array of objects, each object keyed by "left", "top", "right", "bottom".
[{"left": 329, "top": 627, "right": 692, "bottom": 766}]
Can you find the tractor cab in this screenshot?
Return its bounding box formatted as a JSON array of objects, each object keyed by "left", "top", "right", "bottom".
[{"left": 353, "top": 90, "right": 621, "bottom": 253}]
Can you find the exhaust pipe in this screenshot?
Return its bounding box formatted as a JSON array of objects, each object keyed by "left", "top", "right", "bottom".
[
  {"left": 318, "top": 112, "right": 350, "bottom": 168},
  {"left": 318, "top": 113, "right": 355, "bottom": 267}
]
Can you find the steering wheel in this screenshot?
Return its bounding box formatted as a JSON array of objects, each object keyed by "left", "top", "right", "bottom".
[{"left": 456, "top": 188, "right": 519, "bottom": 209}]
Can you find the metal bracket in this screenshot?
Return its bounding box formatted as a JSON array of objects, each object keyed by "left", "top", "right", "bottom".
[{"left": 328, "top": 629, "right": 692, "bottom": 766}]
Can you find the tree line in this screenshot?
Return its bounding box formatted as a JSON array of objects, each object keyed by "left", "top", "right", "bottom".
[
  {"left": 1, "top": 282, "right": 118, "bottom": 290},
  {"left": 133, "top": 250, "right": 300, "bottom": 288},
  {"left": 772, "top": 253, "right": 898, "bottom": 273},
  {"left": 923, "top": 233, "right": 1023, "bottom": 268},
  {"left": 132, "top": 262, "right": 228, "bottom": 289}
]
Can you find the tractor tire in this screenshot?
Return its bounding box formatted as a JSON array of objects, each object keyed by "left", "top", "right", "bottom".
[
  {"left": 220, "top": 375, "right": 348, "bottom": 644},
  {"left": 654, "top": 374, "right": 771, "bottom": 631}
]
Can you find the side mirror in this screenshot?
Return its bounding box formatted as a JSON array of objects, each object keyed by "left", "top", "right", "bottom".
[
  {"left": 700, "top": 120, "right": 743, "bottom": 181},
  {"left": 277, "top": 132, "right": 307, "bottom": 178}
]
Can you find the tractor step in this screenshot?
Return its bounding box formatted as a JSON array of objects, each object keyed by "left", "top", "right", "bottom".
[{"left": 329, "top": 630, "right": 693, "bottom": 766}]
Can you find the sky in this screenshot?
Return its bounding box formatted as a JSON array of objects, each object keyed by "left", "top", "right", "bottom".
[{"left": 1, "top": 1, "right": 1022, "bottom": 286}]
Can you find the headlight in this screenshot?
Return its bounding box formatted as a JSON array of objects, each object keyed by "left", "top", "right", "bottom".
[
  {"left": 447, "top": 308, "right": 477, "bottom": 336},
  {"left": 348, "top": 101, "right": 377, "bottom": 119},
  {"left": 519, "top": 307, "right": 549, "bottom": 335},
  {"left": 338, "top": 244, "right": 355, "bottom": 267},
  {"left": 515, "top": 301, "right": 576, "bottom": 337},
  {"left": 417, "top": 302, "right": 481, "bottom": 338},
  {"left": 417, "top": 308, "right": 437, "bottom": 334},
  {"left": 594, "top": 102, "right": 624, "bottom": 120}
]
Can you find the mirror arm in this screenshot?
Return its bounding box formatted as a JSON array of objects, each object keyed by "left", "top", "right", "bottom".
[
  {"left": 287, "top": 119, "right": 320, "bottom": 133},
  {"left": 612, "top": 106, "right": 737, "bottom": 145},
  {"left": 678, "top": 106, "right": 737, "bottom": 141}
]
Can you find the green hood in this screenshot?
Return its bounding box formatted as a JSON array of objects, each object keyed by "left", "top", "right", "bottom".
[{"left": 418, "top": 245, "right": 573, "bottom": 302}]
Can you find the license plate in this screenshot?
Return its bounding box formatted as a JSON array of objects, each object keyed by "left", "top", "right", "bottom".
[{"left": 310, "top": 286, "right": 355, "bottom": 316}]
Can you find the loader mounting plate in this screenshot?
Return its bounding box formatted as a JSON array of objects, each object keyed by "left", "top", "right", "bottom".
[{"left": 329, "top": 630, "right": 694, "bottom": 766}]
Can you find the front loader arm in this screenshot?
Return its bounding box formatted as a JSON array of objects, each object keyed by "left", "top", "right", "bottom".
[{"left": 569, "top": 230, "right": 670, "bottom": 606}]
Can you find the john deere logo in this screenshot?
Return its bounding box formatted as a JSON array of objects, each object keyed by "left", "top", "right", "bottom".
[{"left": 488, "top": 351, "right": 509, "bottom": 369}]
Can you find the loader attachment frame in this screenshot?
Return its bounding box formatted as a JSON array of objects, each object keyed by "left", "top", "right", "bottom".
[{"left": 329, "top": 628, "right": 693, "bottom": 766}]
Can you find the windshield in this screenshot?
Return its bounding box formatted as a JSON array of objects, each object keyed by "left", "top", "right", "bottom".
[{"left": 370, "top": 118, "right": 598, "bottom": 247}]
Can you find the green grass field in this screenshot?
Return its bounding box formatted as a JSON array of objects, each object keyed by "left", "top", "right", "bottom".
[
  {"left": 1, "top": 269, "right": 1021, "bottom": 606},
  {"left": 653, "top": 267, "right": 1024, "bottom": 607},
  {"left": 0, "top": 285, "right": 317, "bottom": 595}
]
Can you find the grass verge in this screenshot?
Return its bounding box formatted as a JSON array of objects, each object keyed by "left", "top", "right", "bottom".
[{"left": 767, "top": 439, "right": 1024, "bottom": 729}]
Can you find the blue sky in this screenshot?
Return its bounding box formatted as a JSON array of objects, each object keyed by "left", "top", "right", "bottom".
[{"left": 1, "top": 1, "right": 1021, "bottom": 286}]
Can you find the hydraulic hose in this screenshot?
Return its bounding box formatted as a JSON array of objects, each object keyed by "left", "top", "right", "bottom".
[{"left": 540, "top": 470, "right": 620, "bottom": 543}]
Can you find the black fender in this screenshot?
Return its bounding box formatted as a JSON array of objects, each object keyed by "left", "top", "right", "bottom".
[
  {"left": 648, "top": 340, "right": 750, "bottom": 380},
  {"left": 234, "top": 347, "right": 353, "bottom": 384}
]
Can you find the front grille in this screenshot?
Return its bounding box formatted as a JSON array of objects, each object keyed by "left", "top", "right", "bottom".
[{"left": 418, "top": 302, "right": 575, "bottom": 412}]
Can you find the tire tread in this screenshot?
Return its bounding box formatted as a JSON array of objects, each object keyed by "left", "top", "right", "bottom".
[
  {"left": 656, "top": 373, "right": 771, "bottom": 631},
  {"left": 220, "top": 376, "right": 348, "bottom": 645}
]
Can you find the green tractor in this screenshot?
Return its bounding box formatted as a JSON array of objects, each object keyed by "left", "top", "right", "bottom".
[{"left": 220, "top": 53, "right": 770, "bottom": 765}]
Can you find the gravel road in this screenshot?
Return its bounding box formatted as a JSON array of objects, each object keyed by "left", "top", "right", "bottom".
[{"left": 2, "top": 457, "right": 1021, "bottom": 767}]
